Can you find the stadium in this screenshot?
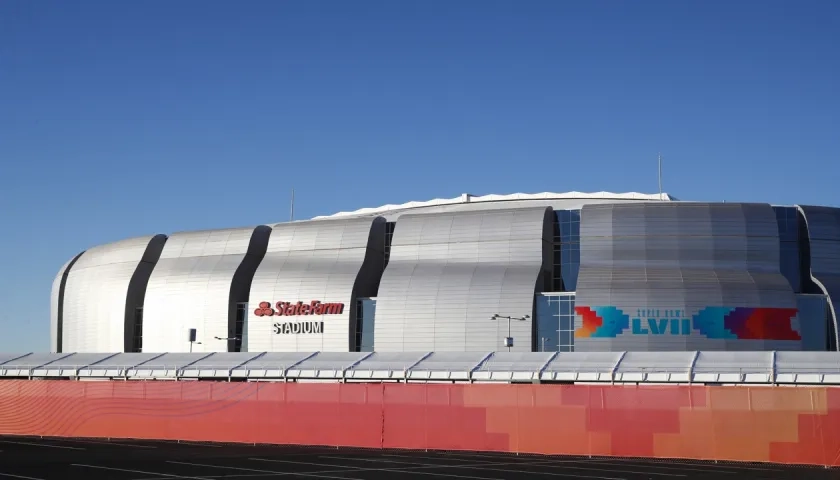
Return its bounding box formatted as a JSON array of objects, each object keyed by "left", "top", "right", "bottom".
[{"left": 49, "top": 191, "right": 840, "bottom": 354}]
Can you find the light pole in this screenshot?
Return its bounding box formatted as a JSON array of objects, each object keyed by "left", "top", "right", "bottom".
[
  {"left": 491, "top": 314, "right": 530, "bottom": 352},
  {"left": 188, "top": 328, "right": 201, "bottom": 352},
  {"left": 214, "top": 336, "right": 241, "bottom": 353}
]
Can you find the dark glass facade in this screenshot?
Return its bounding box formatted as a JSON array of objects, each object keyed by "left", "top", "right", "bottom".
[
  {"left": 356, "top": 298, "right": 376, "bottom": 352},
  {"left": 535, "top": 293, "right": 576, "bottom": 352},
  {"left": 773, "top": 206, "right": 802, "bottom": 293},
  {"left": 234, "top": 302, "right": 247, "bottom": 352},
  {"left": 384, "top": 222, "right": 396, "bottom": 269},
  {"left": 552, "top": 210, "right": 580, "bottom": 292},
  {"left": 131, "top": 307, "right": 143, "bottom": 352},
  {"left": 796, "top": 294, "right": 830, "bottom": 351},
  {"left": 796, "top": 206, "right": 840, "bottom": 352}
]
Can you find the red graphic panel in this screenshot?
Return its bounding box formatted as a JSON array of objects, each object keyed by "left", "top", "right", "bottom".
[{"left": 0, "top": 381, "right": 838, "bottom": 467}]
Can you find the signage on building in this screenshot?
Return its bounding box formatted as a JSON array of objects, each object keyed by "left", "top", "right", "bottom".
[
  {"left": 273, "top": 321, "right": 324, "bottom": 335},
  {"left": 253, "top": 301, "right": 344, "bottom": 317},
  {"left": 574, "top": 306, "right": 800, "bottom": 341}
]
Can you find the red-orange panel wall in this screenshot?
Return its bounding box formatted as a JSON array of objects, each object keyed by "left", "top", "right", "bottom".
[{"left": 0, "top": 381, "right": 839, "bottom": 467}]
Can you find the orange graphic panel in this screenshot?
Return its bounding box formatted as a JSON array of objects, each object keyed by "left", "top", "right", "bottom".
[{"left": 0, "top": 380, "right": 838, "bottom": 467}]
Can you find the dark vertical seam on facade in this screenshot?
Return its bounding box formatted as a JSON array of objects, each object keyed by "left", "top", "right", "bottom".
[
  {"left": 350, "top": 217, "right": 386, "bottom": 352},
  {"left": 124, "top": 234, "right": 167, "bottom": 352},
  {"left": 229, "top": 225, "right": 271, "bottom": 353},
  {"left": 56, "top": 251, "right": 85, "bottom": 353}
]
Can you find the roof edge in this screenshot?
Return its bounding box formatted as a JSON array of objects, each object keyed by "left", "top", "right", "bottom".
[{"left": 313, "top": 191, "right": 677, "bottom": 219}]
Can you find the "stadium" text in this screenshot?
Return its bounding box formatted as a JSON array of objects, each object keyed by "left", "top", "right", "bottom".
[{"left": 273, "top": 321, "right": 324, "bottom": 335}]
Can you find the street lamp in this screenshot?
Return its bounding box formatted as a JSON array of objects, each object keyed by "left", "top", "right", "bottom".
[
  {"left": 188, "top": 328, "right": 202, "bottom": 352},
  {"left": 491, "top": 314, "right": 530, "bottom": 352},
  {"left": 214, "top": 336, "right": 241, "bottom": 353}
]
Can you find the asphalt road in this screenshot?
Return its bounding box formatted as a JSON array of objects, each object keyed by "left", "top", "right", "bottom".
[{"left": 0, "top": 435, "right": 835, "bottom": 480}]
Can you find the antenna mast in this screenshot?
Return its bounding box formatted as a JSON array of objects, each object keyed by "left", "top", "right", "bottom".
[
  {"left": 658, "top": 152, "right": 663, "bottom": 201},
  {"left": 290, "top": 189, "right": 295, "bottom": 222}
]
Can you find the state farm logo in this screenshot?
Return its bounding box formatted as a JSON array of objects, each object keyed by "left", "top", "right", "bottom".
[{"left": 254, "top": 300, "right": 345, "bottom": 317}]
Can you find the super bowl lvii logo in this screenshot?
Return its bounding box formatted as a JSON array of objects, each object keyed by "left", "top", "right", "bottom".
[{"left": 574, "top": 306, "right": 800, "bottom": 340}]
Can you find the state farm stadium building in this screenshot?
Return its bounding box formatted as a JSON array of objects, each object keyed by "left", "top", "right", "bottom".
[{"left": 50, "top": 192, "right": 840, "bottom": 354}]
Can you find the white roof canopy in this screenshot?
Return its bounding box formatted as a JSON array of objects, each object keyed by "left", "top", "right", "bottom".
[
  {"left": 2, "top": 351, "right": 839, "bottom": 385},
  {"left": 313, "top": 191, "right": 676, "bottom": 219}
]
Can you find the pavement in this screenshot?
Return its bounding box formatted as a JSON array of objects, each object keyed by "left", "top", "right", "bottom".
[{"left": 0, "top": 435, "right": 836, "bottom": 480}]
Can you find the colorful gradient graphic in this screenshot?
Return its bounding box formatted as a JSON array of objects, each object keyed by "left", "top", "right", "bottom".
[
  {"left": 575, "top": 306, "right": 800, "bottom": 340},
  {"left": 574, "top": 306, "right": 630, "bottom": 338},
  {"left": 0, "top": 380, "right": 839, "bottom": 467}
]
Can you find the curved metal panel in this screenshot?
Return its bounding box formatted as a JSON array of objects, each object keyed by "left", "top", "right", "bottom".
[
  {"left": 246, "top": 217, "right": 386, "bottom": 352},
  {"left": 61, "top": 235, "right": 167, "bottom": 353},
  {"left": 575, "top": 203, "right": 800, "bottom": 352},
  {"left": 374, "top": 207, "right": 553, "bottom": 352},
  {"left": 49, "top": 251, "right": 85, "bottom": 353},
  {"left": 797, "top": 205, "right": 840, "bottom": 350},
  {"left": 142, "top": 226, "right": 272, "bottom": 353}
]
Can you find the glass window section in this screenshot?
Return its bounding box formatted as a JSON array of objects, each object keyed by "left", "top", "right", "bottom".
[
  {"left": 550, "top": 210, "right": 581, "bottom": 292},
  {"left": 356, "top": 298, "right": 377, "bottom": 352},
  {"left": 536, "top": 293, "right": 576, "bottom": 352},
  {"left": 773, "top": 206, "right": 799, "bottom": 242},
  {"left": 560, "top": 222, "right": 571, "bottom": 238},
  {"left": 796, "top": 294, "right": 830, "bottom": 351},
  {"left": 559, "top": 330, "right": 571, "bottom": 348},
  {"left": 558, "top": 210, "right": 569, "bottom": 223},
  {"left": 384, "top": 222, "right": 396, "bottom": 269},
  {"left": 132, "top": 307, "right": 143, "bottom": 352},
  {"left": 536, "top": 295, "right": 560, "bottom": 351},
  {"left": 564, "top": 267, "right": 578, "bottom": 292},
  {"left": 558, "top": 294, "right": 576, "bottom": 352},
  {"left": 234, "top": 303, "right": 247, "bottom": 352},
  {"left": 355, "top": 301, "right": 363, "bottom": 350},
  {"left": 772, "top": 207, "right": 803, "bottom": 293},
  {"left": 561, "top": 263, "right": 579, "bottom": 292},
  {"left": 559, "top": 299, "right": 570, "bottom": 316},
  {"left": 780, "top": 241, "right": 801, "bottom": 292},
  {"left": 536, "top": 294, "right": 552, "bottom": 318}
]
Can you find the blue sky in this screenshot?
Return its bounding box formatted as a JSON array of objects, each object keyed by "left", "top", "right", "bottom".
[{"left": 1, "top": 1, "right": 838, "bottom": 352}]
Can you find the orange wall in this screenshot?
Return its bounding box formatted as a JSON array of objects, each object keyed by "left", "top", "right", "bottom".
[{"left": 1, "top": 380, "right": 838, "bottom": 466}]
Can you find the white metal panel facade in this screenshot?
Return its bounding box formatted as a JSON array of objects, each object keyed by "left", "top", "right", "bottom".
[
  {"left": 61, "top": 235, "right": 166, "bottom": 353},
  {"left": 374, "top": 207, "right": 553, "bottom": 352},
  {"left": 247, "top": 217, "right": 386, "bottom": 353},
  {"left": 575, "top": 203, "right": 800, "bottom": 352},
  {"left": 142, "top": 226, "right": 270, "bottom": 353},
  {"left": 50, "top": 252, "right": 84, "bottom": 353}
]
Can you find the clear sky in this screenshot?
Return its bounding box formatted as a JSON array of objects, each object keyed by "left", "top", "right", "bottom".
[{"left": 1, "top": 1, "right": 838, "bottom": 353}]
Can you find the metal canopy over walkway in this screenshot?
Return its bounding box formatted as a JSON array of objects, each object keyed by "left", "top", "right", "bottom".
[{"left": 2, "top": 351, "right": 840, "bottom": 385}]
